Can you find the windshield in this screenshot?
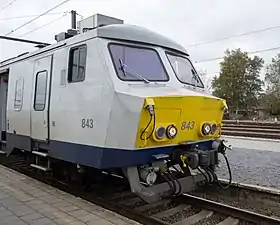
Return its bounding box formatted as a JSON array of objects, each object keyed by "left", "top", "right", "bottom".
[
  {"left": 108, "top": 43, "right": 169, "bottom": 82},
  {"left": 166, "top": 52, "right": 204, "bottom": 88}
]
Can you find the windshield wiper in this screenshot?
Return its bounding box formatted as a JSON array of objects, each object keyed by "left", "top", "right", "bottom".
[
  {"left": 118, "top": 59, "right": 150, "bottom": 84},
  {"left": 191, "top": 69, "right": 201, "bottom": 88}
]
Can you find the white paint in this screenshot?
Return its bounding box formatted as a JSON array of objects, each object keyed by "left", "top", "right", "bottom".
[
  {"left": 7, "top": 61, "right": 33, "bottom": 137},
  {"left": 31, "top": 55, "right": 53, "bottom": 141},
  {"left": 1, "top": 22, "right": 223, "bottom": 150}
]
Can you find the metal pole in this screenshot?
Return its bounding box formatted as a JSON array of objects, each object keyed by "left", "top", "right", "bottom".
[
  {"left": 71, "top": 10, "right": 76, "bottom": 29},
  {"left": 0, "top": 35, "right": 50, "bottom": 46}
]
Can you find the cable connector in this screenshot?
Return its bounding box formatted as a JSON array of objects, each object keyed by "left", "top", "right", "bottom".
[
  {"left": 146, "top": 105, "right": 154, "bottom": 115},
  {"left": 144, "top": 98, "right": 155, "bottom": 115}
]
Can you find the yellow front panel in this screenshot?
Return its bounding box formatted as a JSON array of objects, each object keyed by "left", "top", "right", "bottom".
[{"left": 135, "top": 96, "right": 225, "bottom": 148}]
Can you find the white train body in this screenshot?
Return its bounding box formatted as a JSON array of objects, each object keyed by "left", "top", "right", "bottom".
[{"left": 0, "top": 14, "right": 229, "bottom": 203}]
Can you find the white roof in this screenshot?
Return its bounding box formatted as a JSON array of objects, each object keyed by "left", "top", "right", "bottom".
[
  {"left": 96, "top": 24, "right": 188, "bottom": 55},
  {"left": 0, "top": 23, "right": 189, "bottom": 67}
]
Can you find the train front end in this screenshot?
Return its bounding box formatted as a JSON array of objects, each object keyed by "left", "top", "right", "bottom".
[
  {"left": 119, "top": 91, "right": 230, "bottom": 203},
  {"left": 99, "top": 23, "right": 231, "bottom": 203}
]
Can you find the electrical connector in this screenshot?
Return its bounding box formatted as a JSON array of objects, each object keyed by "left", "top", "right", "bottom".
[{"left": 146, "top": 105, "right": 155, "bottom": 115}]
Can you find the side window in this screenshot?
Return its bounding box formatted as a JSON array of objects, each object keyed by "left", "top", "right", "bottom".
[
  {"left": 68, "top": 45, "right": 87, "bottom": 83},
  {"left": 14, "top": 77, "right": 24, "bottom": 111},
  {"left": 34, "top": 71, "right": 48, "bottom": 111}
]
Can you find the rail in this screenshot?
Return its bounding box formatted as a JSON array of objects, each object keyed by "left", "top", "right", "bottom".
[
  {"left": 1, "top": 152, "right": 280, "bottom": 225},
  {"left": 182, "top": 194, "right": 280, "bottom": 225}
]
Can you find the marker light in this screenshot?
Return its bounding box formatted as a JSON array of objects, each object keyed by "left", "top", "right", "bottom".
[
  {"left": 155, "top": 126, "right": 165, "bottom": 139},
  {"left": 210, "top": 123, "right": 217, "bottom": 134},
  {"left": 166, "top": 124, "right": 177, "bottom": 139},
  {"left": 202, "top": 123, "right": 211, "bottom": 135}
]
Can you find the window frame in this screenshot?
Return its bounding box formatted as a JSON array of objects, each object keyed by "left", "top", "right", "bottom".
[
  {"left": 14, "top": 77, "right": 24, "bottom": 112},
  {"left": 107, "top": 42, "right": 170, "bottom": 82},
  {"left": 165, "top": 51, "right": 205, "bottom": 89},
  {"left": 34, "top": 70, "right": 48, "bottom": 111},
  {"left": 68, "top": 44, "right": 87, "bottom": 83}
]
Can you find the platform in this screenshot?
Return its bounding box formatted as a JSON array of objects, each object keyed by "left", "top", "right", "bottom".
[
  {"left": 222, "top": 135, "right": 280, "bottom": 152},
  {"left": 0, "top": 164, "right": 141, "bottom": 225}
]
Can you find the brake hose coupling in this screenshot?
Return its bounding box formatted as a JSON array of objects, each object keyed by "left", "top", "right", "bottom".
[{"left": 218, "top": 140, "right": 232, "bottom": 155}]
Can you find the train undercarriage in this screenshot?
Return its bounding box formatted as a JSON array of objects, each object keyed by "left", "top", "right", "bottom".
[{"left": 0, "top": 138, "right": 232, "bottom": 204}]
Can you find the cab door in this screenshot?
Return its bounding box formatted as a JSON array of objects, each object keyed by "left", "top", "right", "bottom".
[{"left": 31, "top": 55, "right": 53, "bottom": 141}]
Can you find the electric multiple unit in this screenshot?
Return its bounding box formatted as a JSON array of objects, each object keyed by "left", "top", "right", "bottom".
[{"left": 0, "top": 14, "right": 230, "bottom": 203}]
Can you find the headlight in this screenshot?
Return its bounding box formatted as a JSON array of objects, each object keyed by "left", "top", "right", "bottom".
[
  {"left": 210, "top": 123, "right": 217, "bottom": 134},
  {"left": 202, "top": 123, "right": 211, "bottom": 135},
  {"left": 166, "top": 124, "right": 177, "bottom": 139},
  {"left": 155, "top": 126, "right": 165, "bottom": 139}
]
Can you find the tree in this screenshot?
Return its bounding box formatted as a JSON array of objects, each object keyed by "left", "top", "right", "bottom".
[
  {"left": 264, "top": 53, "right": 280, "bottom": 115},
  {"left": 211, "top": 48, "right": 264, "bottom": 114}
]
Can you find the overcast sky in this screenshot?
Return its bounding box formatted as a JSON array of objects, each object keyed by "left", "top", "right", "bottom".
[{"left": 1, "top": 0, "right": 280, "bottom": 88}]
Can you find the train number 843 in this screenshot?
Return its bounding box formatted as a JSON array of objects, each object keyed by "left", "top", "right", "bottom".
[{"left": 181, "top": 121, "right": 195, "bottom": 130}]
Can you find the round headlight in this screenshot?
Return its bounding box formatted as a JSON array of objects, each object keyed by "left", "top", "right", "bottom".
[
  {"left": 210, "top": 123, "right": 217, "bottom": 134},
  {"left": 202, "top": 123, "right": 211, "bottom": 135},
  {"left": 166, "top": 124, "right": 177, "bottom": 139},
  {"left": 155, "top": 126, "right": 165, "bottom": 139}
]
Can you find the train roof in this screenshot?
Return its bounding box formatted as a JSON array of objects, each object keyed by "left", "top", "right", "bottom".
[
  {"left": 0, "top": 20, "right": 189, "bottom": 69},
  {"left": 95, "top": 24, "right": 188, "bottom": 55}
]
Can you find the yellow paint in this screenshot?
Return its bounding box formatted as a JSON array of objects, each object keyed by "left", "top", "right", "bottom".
[
  {"left": 144, "top": 98, "right": 155, "bottom": 108},
  {"left": 135, "top": 95, "right": 226, "bottom": 148}
]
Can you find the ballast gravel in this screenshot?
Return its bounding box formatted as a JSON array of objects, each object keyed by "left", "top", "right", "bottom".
[{"left": 216, "top": 146, "right": 280, "bottom": 189}]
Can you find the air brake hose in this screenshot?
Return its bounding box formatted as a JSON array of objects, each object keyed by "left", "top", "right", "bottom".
[
  {"left": 197, "top": 167, "right": 209, "bottom": 184},
  {"left": 162, "top": 173, "right": 176, "bottom": 196},
  {"left": 203, "top": 167, "right": 214, "bottom": 184},
  {"left": 208, "top": 167, "right": 218, "bottom": 183},
  {"left": 166, "top": 172, "right": 177, "bottom": 196},
  {"left": 216, "top": 153, "right": 232, "bottom": 189},
  {"left": 168, "top": 170, "right": 182, "bottom": 196}
]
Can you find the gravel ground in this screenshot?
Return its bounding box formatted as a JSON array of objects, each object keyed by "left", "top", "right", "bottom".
[{"left": 215, "top": 138, "right": 280, "bottom": 189}]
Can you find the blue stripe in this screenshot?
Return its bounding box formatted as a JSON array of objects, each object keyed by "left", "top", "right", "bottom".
[{"left": 49, "top": 139, "right": 214, "bottom": 169}]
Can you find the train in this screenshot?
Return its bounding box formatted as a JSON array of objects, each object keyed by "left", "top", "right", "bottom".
[{"left": 0, "top": 13, "right": 231, "bottom": 203}]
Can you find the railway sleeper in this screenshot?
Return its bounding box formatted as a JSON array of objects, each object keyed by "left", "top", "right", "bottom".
[
  {"left": 217, "top": 216, "right": 239, "bottom": 225},
  {"left": 173, "top": 209, "right": 213, "bottom": 225}
]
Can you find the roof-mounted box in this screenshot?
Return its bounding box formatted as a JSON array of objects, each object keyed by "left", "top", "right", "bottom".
[{"left": 77, "top": 13, "right": 123, "bottom": 33}]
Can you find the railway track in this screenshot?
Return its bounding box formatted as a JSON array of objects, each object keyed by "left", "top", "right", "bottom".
[
  {"left": 0, "top": 152, "right": 280, "bottom": 225},
  {"left": 221, "top": 120, "right": 280, "bottom": 139}
]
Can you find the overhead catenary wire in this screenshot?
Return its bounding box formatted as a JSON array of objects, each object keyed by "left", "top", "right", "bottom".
[
  {"left": 4, "top": 0, "right": 71, "bottom": 36},
  {"left": 195, "top": 45, "right": 280, "bottom": 64},
  {"left": 187, "top": 24, "right": 280, "bottom": 48},
  {"left": 0, "top": 12, "right": 68, "bottom": 21},
  {"left": 19, "top": 13, "right": 69, "bottom": 37},
  {"left": 0, "top": 0, "right": 19, "bottom": 14}
]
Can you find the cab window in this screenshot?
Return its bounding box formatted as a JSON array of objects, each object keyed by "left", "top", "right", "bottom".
[
  {"left": 108, "top": 43, "right": 169, "bottom": 82},
  {"left": 166, "top": 52, "right": 204, "bottom": 88}
]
